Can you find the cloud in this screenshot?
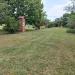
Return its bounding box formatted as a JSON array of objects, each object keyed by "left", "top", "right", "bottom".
[
  {"left": 43, "top": 0, "right": 70, "bottom": 21},
  {"left": 46, "top": 4, "right": 66, "bottom": 21}
]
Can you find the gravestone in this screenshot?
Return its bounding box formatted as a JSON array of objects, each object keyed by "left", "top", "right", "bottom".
[{"left": 19, "top": 16, "right": 26, "bottom": 32}]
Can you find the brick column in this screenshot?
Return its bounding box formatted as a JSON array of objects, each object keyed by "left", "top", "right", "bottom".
[{"left": 19, "top": 16, "right": 26, "bottom": 32}]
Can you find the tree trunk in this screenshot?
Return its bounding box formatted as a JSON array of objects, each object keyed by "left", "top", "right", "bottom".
[{"left": 35, "top": 24, "right": 40, "bottom": 30}]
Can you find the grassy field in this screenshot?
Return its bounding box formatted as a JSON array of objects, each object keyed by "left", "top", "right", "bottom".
[{"left": 0, "top": 28, "right": 75, "bottom": 75}]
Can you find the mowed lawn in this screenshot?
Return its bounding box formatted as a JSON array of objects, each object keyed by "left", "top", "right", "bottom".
[{"left": 0, "top": 28, "right": 75, "bottom": 75}]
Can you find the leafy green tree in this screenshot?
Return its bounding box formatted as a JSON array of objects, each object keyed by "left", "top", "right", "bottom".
[
  {"left": 4, "top": 0, "right": 45, "bottom": 29},
  {"left": 26, "top": 0, "right": 45, "bottom": 29},
  {"left": 0, "top": 0, "right": 7, "bottom": 24},
  {"left": 65, "top": 0, "right": 75, "bottom": 13},
  {"left": 61, "top": 13, "right": 70, "bottom": 27},
  {"left": 65, "top": 0, "right": 75, "bottom": 29},
  {"left": 67, "top": 13, "right": 75, "bottom": 29},
  {"left": 65, "top": 0, "right": 75, "bottom": 33},
  {"left": 54, "top": 18, "right": 63, "bottom": 27},
  {"left": 0, "top": 0, "right": 45, "bottom": 33}
]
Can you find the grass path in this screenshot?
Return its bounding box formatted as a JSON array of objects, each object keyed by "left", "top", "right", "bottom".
[{"left": 0, "top": 28, "right": 75, "bottom": 75}]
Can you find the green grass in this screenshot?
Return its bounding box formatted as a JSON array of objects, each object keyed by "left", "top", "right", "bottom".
[{"left": 0, "top": 28, "right": 75, "bottom": 75}]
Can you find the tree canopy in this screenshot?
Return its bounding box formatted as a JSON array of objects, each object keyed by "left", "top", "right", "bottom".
[{"left": 0, "top": 0, "right": 46, "bottom": 30}]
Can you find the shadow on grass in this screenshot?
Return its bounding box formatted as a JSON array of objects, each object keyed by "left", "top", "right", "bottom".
[
  {"left": 0, "top": 29, "right": 35, "bottom": 35},
  {"left": 26, "top": 29, "right": 35, "bottom": 32},
  {"left": 66, "top": 29, "right": 75, "bottom": 35},
  {"left": 0, "top": 30, "right": 8, "bottom": 35}
]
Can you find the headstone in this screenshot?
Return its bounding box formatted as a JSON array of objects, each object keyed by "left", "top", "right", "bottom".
[{"left": 19, "top": 16, "right": 26, "bottom": 32}]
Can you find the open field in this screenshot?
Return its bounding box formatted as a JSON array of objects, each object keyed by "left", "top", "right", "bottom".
[{"left": 0, "top": 28, "right": 75, "bottom": 75}]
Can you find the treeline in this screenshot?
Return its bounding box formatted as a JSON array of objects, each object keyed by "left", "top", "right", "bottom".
[
  {"left": 47, "top": 13, "right": 75, "bottom": 29},
  {"left": 47, "top": 13, "right": 69, "bottom": 28},
  {"left": 47, "top": 0, "right": 75, "bottom": 33},
  {"left": 0, "top": 0, "right": 47, "bottom": 33}
]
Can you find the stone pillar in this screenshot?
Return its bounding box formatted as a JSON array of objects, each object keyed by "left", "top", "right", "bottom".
[{"left": 19, "top": 16, "right": 26, "bottom": 32}]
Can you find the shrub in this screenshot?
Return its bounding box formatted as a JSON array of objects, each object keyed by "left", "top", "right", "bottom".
[
  {"left": 66, "top": 14, "right": 75, "bottom": 34},
  {"left": 3, "top": 16, "right": 19, "bottom": 33},
  {"left": 67, "top": 14, "right": 75, "bottom": 29},
  {"left": 67, "top": 29, "right": 75, "bottom": 33},
  {"left": 47, "top": 22, "right": 55, "bottom": 28}
]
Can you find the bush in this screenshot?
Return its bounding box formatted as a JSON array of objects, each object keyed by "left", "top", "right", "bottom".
[
  {"left": 3, "top": 16, "right": 19, "bottom": 33},
  {"left": 67, "top": 14, "right": 75, "bottom": 29},
  {"left": 67, "top": 29, "right": 75, "bottom": 33},
  {"left": 47, "top": 22, "right": 55, "bottom": 28},
  {"left": 66, "top": 14, "right": 75, "bottom": 34}
]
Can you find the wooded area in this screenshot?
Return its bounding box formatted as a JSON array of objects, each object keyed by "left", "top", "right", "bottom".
[
  {"left": 0, "top": 0, "right": 47, "bottom": 33},
  {"left": 0, "top": 0, "right": 75, "bottom": 33}
]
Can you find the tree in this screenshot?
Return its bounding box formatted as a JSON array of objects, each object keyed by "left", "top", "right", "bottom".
[
  {"left": 65, "top": 0, "right": 75, "bottom": 13},
  {"left": 4, "top": 0, "right": 45, "bottom": 29},
  {"left": 0, "top": 0, "right": 7, "bottom": 24},
  {"left": 26, "top": 0, "right": 45, "bottom": 29},
  {"left": 61, "top": 13, "right": 70, "bottom": 27},
  {"left": 65, "top": 0, "right": 75, "bottom": 33},
  {"left": 65, "top": 0, "right": 75, "bottom": 28},
  {"left": 54, "top": 18, "right": 63, "bottom": 27},
  {"left": 67, "top": 13, "right": 75, "bottom": 29},
  {"left": 0, "top": 0, "right": 45, "bottom": 33}
]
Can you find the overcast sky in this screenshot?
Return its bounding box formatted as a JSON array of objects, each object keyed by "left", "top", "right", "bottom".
[{"left": 43, "top": 0, "right": 70, "bottom": 21}]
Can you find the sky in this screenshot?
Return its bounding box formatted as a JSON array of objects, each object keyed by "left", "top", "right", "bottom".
[{"left": 43, "top": 0, "right": 70, "bottom": 21}]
